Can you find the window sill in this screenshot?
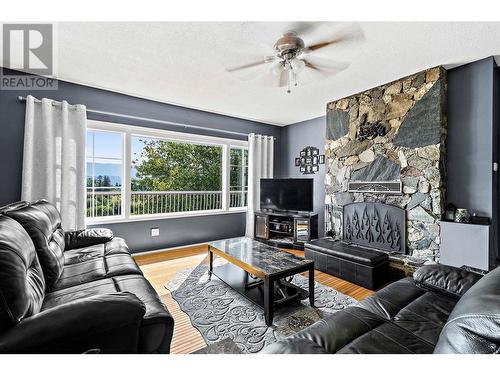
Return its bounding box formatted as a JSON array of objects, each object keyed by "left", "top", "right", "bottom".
[{"left": 86, "top": 207, "right": 247, "bottom": 226}]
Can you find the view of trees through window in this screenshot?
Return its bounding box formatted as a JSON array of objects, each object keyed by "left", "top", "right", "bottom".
[
  {"left": 86, "top": 128, "right": 248, "bottom": 219},
  {"left": 131, "top": 137, "right": 223, "bottom": 215},
  {"left": 229, "top": 148, "right": 248, "bottom": 208}
]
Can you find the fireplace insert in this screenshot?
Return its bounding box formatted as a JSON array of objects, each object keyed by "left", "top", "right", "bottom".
[{"left": 342, "top": 202, "right": 406, "bottom": 254}]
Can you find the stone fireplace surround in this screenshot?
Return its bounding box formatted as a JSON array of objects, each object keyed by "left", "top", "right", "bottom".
[{"left": 325, "top": 67, "right": 447, "bottom": 261}]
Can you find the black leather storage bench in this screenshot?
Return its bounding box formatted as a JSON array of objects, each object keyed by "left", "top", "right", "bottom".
[{"left": 305, "top": 238, "right": 389, "bottom": 290}]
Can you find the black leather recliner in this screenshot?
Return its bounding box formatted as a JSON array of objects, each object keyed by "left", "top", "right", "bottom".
[
  {"left": 0, "top": 200, "right": 174, "bottom": 354},
  {"left": 263, "top": 264, "right": 500, "bottom": 354}
]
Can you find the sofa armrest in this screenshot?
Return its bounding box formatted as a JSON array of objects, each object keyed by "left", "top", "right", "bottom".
[
  {"left": 64, "top": 228, "right": 114, "bottom": 250},
  {"left": 0, "top": 292, "right": 145, "bottom": 354},
  {"left": 413, "top": 264, "right": 483, "bottom": 299}
]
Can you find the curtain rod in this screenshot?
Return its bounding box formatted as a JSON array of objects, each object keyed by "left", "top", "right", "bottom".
[{"left": 17, "top": 95, "right": 275, "bottom": 140}]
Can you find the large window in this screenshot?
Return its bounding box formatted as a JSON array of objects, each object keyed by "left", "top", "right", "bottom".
[
  {"left": 86, "top": 130, "right": 123, "bottom": 218},
  {"left": 85, "top": 121, "right": 248, "bottom": 222},
  {"left": 131, "top": 136, "right": 223, "bottom": 215}
]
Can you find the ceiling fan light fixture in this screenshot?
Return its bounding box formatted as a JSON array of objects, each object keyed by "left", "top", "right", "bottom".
[
  {"left": 271, "top": 62, "right": 284, "bottom": 76},
  {"left": 290, "top": 58, "right": 306, "bottom": 73}
]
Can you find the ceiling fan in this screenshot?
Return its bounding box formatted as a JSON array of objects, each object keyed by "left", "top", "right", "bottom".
[{"left": 226, "top": 24, "right": 364, "bottom": 94}]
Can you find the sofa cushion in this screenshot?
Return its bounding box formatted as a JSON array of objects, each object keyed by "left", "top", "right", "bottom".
[
  {"left": 3, "top": 200, "right": 65, "bottom": 290},
  {"left": 43, "top": 274, "right": 174, "bottom": 353},
  {"left": 0, "top": 216, "right": 45, "bottom": 331},
  {"left": 53, "top": 253, "right": 143, "bottom": 290},
  {"left": 263, "top": 306, "right": 434, "bottom": 354},
  {"left": 306, "top": 238, "right": 388, "bottom": 266},
  {"left": 63, "top": 238, "right": 131, "bottom": 265},
  {"left": 358, "top": 277, "right": 457, "bottom": 345},
  {"left": 434, "top": 267, "right": 500, "bottom": 354}
]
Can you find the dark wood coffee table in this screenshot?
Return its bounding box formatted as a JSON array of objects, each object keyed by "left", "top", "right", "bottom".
[{"left": 207, "top": 237, "right": 315, "bottom": 326}]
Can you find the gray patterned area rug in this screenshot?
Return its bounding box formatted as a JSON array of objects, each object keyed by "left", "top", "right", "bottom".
[{"left": 165, "top": 261, "right": 356, "bottom": 354}]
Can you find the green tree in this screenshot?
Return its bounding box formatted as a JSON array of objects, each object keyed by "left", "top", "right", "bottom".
[
  {"left": 229, "top": 148, "right": 248, "bottom": 189},
  {"left": 95, "top": 175, "right": 103, "bottom": 187},
  {"left": 102, "top": 175, "right": 112, "bottom": 187},
  {"left": 132, "top": 139, "right": 222, "bottom": 191}
]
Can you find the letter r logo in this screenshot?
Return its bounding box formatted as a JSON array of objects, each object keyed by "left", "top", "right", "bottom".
[{"left": 2, "top": 24, "right": 53, "bottom": 75}]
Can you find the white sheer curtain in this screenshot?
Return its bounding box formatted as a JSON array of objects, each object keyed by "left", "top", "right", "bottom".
[
  {"left": 245, "top": 133, "right": 274, "bottom": 237},
  {"left": 21, "top": 95, "right": 87, "bottom": 230}
]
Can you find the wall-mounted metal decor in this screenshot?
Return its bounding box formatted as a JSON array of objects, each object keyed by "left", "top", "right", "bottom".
[
  {"left": 357, "top": 121, "right": 389, "bottom": 141},
  {"left": 295, "top": 146, "right": 325, "bottom": 175},
  {"left": 347, "top": 181, "right": 402, "bottom": 194}
]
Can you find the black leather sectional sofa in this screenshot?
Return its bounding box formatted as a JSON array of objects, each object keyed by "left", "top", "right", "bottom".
[
  {"left": 264, "top": 263, "right": 500, "bottom": 354},
  {"left": 0, "top": 200, "right": 174, "bottom": 354}
]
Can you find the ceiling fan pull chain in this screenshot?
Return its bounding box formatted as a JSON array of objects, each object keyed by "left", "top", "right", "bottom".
[{"left": 287, "top": 67, "right": 292, "bottom": 94}]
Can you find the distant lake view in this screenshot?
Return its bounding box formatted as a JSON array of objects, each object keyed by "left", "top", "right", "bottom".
[{"left": 87, "top": 162, "right": 138, "bottom": 186}]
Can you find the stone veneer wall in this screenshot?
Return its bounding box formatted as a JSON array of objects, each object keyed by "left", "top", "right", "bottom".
[{"left": 325, "top": 67, "right": 447, "bottom": 260}]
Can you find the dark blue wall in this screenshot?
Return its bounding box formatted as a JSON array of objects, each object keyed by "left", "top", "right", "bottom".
[
  {"left": 447, "top": 57, "right": 496, "bottom": 217},
  {"left": 98, "top": 212, "right": 246, "bottom": 253},
  {"left": 280, "top": 116, "right": 326, "bottom": 237},
  {"left": 441, "top": 57, "right": 499, "bottom": 266},
  {"left": 0, "top": 68, "right": 281, "bottom": 253}
]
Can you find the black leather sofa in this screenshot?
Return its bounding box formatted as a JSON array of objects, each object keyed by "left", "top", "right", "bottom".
[
  {"left": 0, "top": 200, "right": 174, "bottom": 354},
  {"left": 263, "top": 263, "right": 500, "bottom": 354}
]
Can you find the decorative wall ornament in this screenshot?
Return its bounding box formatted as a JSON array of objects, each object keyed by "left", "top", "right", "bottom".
[
  {"left": 347, "top": 181, "right": 402, "bottom": 194},
  {"left": 295, "top": 146, "right": 325, "bottom": 175},
  {"left": 357, "top": 122, "right": 389, "bottom": 141},
  {"left": 454, "top": 208, "right": 471, "bottom": 223}
]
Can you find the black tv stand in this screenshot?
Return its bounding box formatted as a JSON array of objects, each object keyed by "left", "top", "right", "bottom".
[{"left": 254, "top": 210, "right": 318, "bottom": 250}]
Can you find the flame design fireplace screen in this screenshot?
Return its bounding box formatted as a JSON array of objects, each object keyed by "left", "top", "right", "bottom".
[{"left": 342, "top": 202, "right": 406, "bottom": 254}]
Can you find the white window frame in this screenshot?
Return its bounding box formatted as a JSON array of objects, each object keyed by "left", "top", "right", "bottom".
[
  {"left": 86, "top": 128, "right": 125, "bottom": 219},
  {"left": 228, "top": 145, "right": 249, "bottom": 209},
  {"left": 86, "top": 120, "right": 248, "bottom": 225}
]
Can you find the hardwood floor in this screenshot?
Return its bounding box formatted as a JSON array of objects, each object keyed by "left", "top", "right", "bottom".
[{"left": 136, "top": 245, "right": 374, "bottom": 354}]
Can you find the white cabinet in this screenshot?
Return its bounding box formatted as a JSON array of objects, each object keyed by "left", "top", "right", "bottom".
[{"left": 440, "top": 221, "right": 491, "bottom": 271}]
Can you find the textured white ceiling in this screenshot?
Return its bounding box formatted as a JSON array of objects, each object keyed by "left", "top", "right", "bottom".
[{"left": 44, "top": 22, "right": 500, "bottom": 125}]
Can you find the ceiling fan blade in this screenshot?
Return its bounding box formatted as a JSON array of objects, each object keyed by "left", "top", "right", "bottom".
[
  {"left": 226, "top": 57, "right": 275, "bottom": 73},
  {"left": 237, "top": 66, "right": 270, "bottom": 82},
  {"left": 303, "top": 57, "right": 350, "bottom": 73},
  {"left": 305, "top": 61, "right": 321, "bottom": 71},
  {"left": 304, "top": 23, "right": 364, "bottom": 52},
  {"left": 307, "top": 40, "right": 338, "bottom": 52}
]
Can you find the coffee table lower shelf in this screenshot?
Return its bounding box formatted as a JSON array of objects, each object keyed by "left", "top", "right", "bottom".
[
  {"left": 207, "top": 238, "right": 315, "bottom": 327},
  {"left": 209, "top": 261, "right": 314, "bottom": 327}
]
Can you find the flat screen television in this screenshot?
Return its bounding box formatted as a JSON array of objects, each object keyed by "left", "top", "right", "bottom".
[{"left": 260, "top": 178, "right": 313, "bottom": 212}]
